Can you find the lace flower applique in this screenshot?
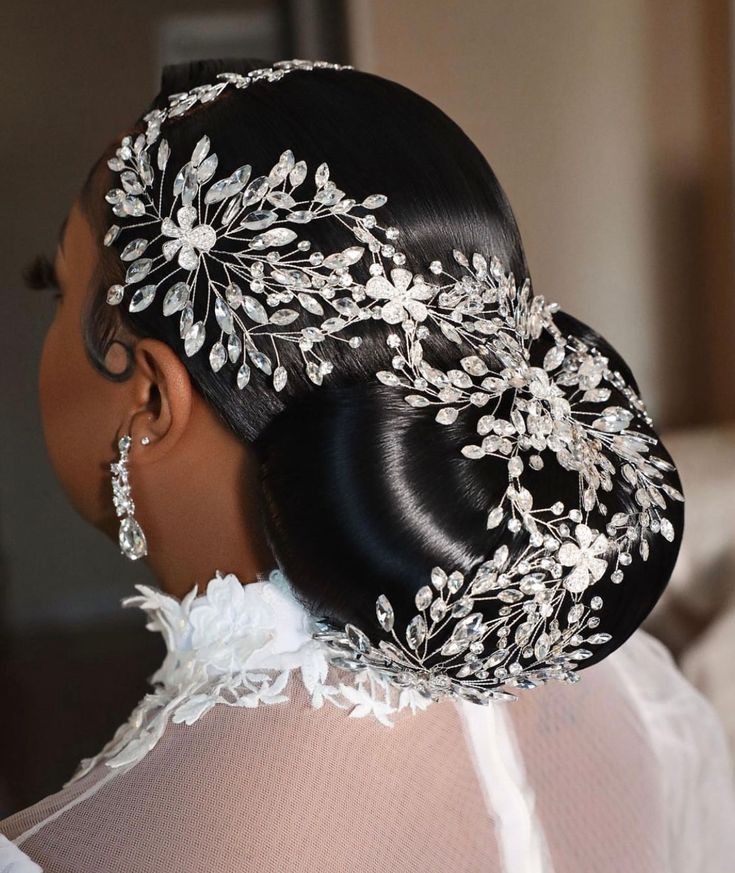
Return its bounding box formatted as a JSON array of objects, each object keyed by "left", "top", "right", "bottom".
[{"left": 66, "top": 569, "right": 425, "bottom": 785}]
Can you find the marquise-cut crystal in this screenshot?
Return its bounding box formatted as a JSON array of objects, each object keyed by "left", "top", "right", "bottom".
[
  {"left": 243, "top": 295, "right": 268, "bottom": 324},
  {"left": 236, "top": 363, "right": 251, "bottom": 389},
  {"left": 120, "top": 238, "right": 149, "bottom": 261},
  {"left": 593, "top": 406, "right": 634, "bottom": 433},
  {"left": 125, "top": 258, "right": 153, "bottom": 284},
  {"left": 431, "top": 567, "right": 447, "bottom": 591},
  {"left": 162, "top": 282, "right": 189, "bottom": 316},
  {"left": 362, "top": 194, "right": 387, "bottom": 209},
  {"left": 346, "top": 623, "right": 372, "bottom": 654},
  {"left": 214, "top": 297, "right": 235, "bottom": 334},
  {"left": 406, "top": 615, "right": 427, "bottom": 650},
  {"left": 567, "top": 603, "right": 585, "bottom": 624},
  {"left": 239, "top": 210, "right": 277, "bottom": 230},
  {"left": 429, "top": 599, "right": 447, "bottom": 621},
  {"left": 227, "top": 333, "right": 242, "bottom": 363},
  {"left": 376, "top": 594, "right": 394, "bottom": 632},
  {"left": 209, "top": 341, "right": 227, "bottom": 372},
  {"left": 196, "top": 153, "right": 218, "bottom": 183},
  {"left": 179, "top": 304, "right": 194, "bottom": 338},
  {"left": 103, "top": 225, "right": 120, "bottom": 247},
  {"left": 452, "top": 613, "right": 483, "bottom": 644},
  {"left": 129, "top": 284, "right": 156, "bottom": 312},
  {"left": 226, "top": 283, "right": 244, "bottom": 308},
  {"left": 486, "top": 506, "right": 504, "bottom": 529},
  {"left": 107, "top": 284, "right": 124, "bottom": 305},
  {"left": 270, "top": 308, "right": 299, "bottom": 325},
  {"left": 252, "top": 227, "right": 297, "bottom": 248},
  {"left": 184, "top": 321, "right": 206, "bottom": 357},
  {"left": 414, "top": 585, "right": 433, "bottom": 611},
  {"left": 273, "top": 366, "right": 287, "bottom": 391},
  {"left": 249, "top": 350, "right": 272, "bottom": 374}
]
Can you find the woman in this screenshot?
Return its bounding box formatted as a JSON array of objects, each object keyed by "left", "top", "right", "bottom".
[{"left": 2, "top": 57, "right": 734, "bottom": 872}]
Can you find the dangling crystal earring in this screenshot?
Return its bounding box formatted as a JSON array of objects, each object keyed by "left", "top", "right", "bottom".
[{"left": 111, "top": 434, "right": 148, "bottom": 561}]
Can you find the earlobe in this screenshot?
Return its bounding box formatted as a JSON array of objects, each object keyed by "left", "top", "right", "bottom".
[{"left": 124, "top": 338, "right": 193, "bottom": 462}]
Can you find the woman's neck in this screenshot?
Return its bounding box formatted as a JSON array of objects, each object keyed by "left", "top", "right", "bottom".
[{"left": 135, "top": 421, "right": 277, "bottom": 600}]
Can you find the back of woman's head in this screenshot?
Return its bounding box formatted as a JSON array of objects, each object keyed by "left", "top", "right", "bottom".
[{"left": 80, "top": 58, "right": 684, "bottom": 689}]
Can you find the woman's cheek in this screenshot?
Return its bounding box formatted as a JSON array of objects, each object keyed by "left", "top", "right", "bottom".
[{"left": 38, "top": 310, "right": 112, "bottom": 526}]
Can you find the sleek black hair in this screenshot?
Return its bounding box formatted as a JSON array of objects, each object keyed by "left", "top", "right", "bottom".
[{"left": 79, "top": 58, "right": 683, "bottom": 668}]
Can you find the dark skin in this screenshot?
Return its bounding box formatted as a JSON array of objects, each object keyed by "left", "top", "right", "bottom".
[{"left": 40, "top": 198, "right": 277, "bottom": 598}]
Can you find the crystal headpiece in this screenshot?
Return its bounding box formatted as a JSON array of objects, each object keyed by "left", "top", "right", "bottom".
[{"left": 102, "top": 59, "right": 683, "bottom": 705}]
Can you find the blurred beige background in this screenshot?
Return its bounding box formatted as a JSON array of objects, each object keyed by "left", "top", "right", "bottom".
[
  {"left": 349, "top": 0, "right": 734, "bottom": 425},
  {"left": 0, "top": 0, "right": 733, "bottom": 813}
]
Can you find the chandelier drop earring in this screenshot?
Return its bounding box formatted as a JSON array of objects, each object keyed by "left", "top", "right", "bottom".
[{"left": 111, "top": 434, "right": 148, "bottom": 561}]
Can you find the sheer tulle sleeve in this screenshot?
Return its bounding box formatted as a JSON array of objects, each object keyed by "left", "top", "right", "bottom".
[
  {"left": 501, "top": 627, "right": 735, "bottom": 872},
  {"left": 2, "top": 629, "right": 734, "bottom": 872}
]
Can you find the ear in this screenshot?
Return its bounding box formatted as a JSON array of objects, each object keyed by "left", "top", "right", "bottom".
[{"left": 117, "top": 338, "right": 192, "bottom": 463}]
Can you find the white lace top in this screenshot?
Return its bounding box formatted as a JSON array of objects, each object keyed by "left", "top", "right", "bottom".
[{"left": 2, "top": 567, "right": 735, "bottom": 873}]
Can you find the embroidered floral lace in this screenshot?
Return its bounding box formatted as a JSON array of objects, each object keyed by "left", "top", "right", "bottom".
[{"left": 2, "top": 568, "right": 735, "bottom": 872}]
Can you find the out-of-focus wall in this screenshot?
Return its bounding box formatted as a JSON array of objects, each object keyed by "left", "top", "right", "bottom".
[{"left": 347, "top": 0, "right": 734, "bottom": 426}]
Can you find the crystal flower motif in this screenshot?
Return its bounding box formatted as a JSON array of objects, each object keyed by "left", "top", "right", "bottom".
[
  {"left": 162, "top": 206, "right": 217, "bottom": 271},
  {"left": 558, "top": 524, "right": 610, "bottom": 593},
  {"left": 365, "top": 267, "right": 434, "bottom": 324}
]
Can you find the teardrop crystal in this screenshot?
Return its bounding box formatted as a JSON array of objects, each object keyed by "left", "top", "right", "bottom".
[{"left": 119, "top": 516, "right": 147, "bottom": 561}]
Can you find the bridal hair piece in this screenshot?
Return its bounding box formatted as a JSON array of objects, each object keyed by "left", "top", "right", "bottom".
[{"left": 101, "top": 59, "right": 683, "bottom": 705}]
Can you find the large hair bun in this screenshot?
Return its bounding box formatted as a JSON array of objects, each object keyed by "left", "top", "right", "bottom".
[{"left": 254, "top": 303, "right": 684, "bottom": 678}]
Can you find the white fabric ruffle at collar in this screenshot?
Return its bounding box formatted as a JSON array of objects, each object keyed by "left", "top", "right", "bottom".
[{"left": 66, "top": 568, "right": 430, "bottom": 786}]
